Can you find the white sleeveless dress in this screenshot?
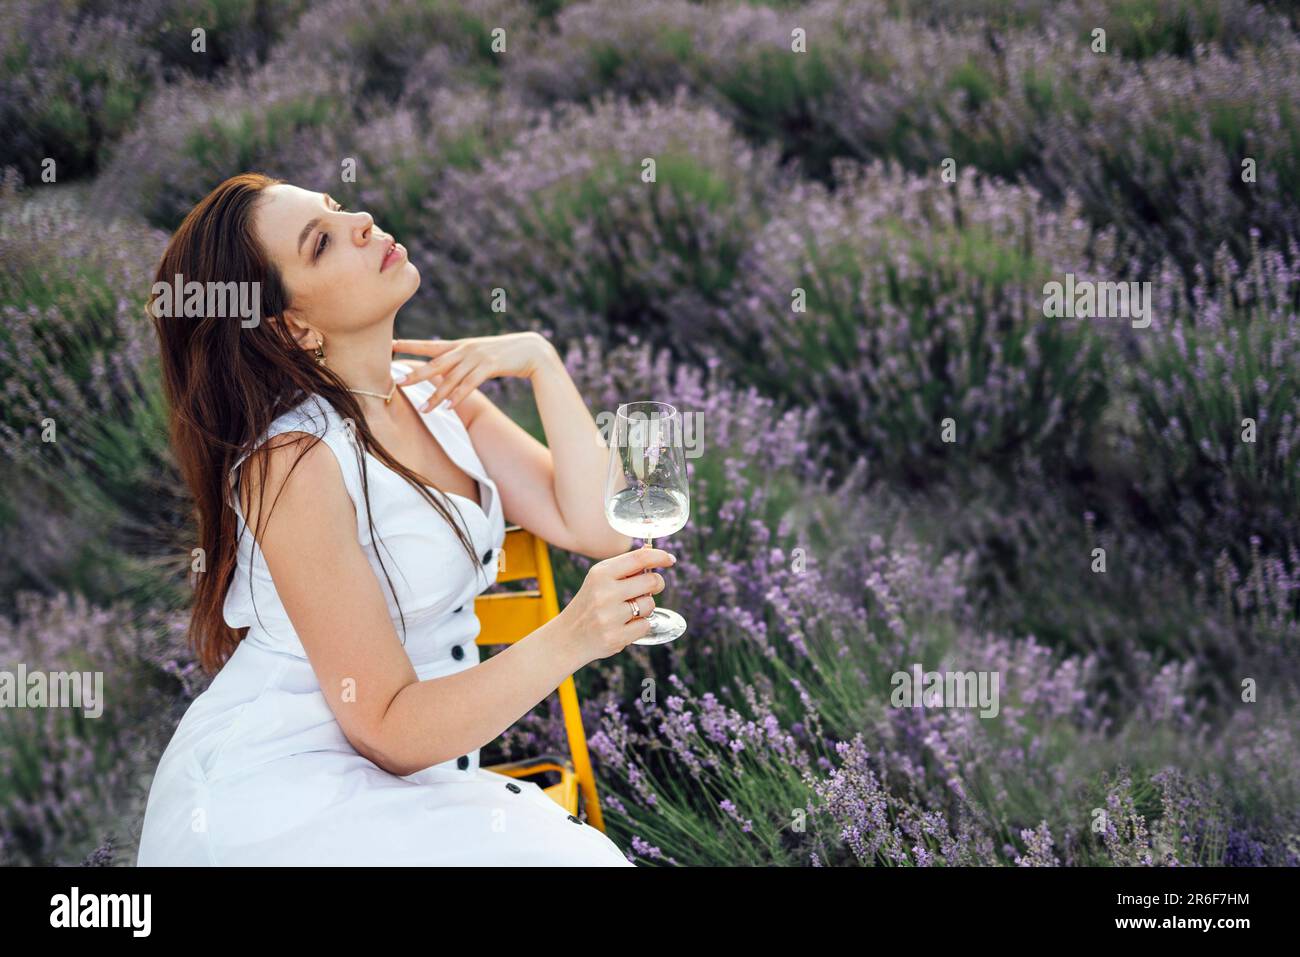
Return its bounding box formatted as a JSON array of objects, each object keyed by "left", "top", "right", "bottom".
[{"left": 137, "top": 363, "right": 633, "bottom": 866}]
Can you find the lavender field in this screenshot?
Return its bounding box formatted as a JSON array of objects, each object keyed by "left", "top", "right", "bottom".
[{"left": 1, "top": 0, "right": 1298, "bottom": 867}]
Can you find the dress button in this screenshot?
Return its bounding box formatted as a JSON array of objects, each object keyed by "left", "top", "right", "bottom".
[
  {"left": 505, "top": 782, "right": 521, "bottom": 793},
  {"left": 482, "top": 549, "right": 493, "bottom": 565},
  {"left": 451, "top": 644, "right": 464, "bottom": 660},
  {"left": 456, "top": 755, "right": 469, "bottom": 770}
]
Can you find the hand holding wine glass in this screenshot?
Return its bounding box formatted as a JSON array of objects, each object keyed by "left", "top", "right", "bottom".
[
  {"left": 603, "top": 401, "right": 690, "bottom": 645},
  {"left": 555, "top": 546, "right": 675, "bottom": 662}
]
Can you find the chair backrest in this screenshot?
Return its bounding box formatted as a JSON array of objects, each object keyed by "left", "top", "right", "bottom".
[
  {"left": 474, "top": 525, "right": 560, "bottom": 647},
  {"left": 493, "top": 524, "right": 546, "bottom": 583}
]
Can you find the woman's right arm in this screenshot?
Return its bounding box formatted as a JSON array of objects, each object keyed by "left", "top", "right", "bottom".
[{"left": 242, "top": 432, "right": 670, "bottom": 777}]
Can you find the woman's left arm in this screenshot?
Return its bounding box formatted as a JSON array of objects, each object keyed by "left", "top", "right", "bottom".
[{"left": 393, "top": 333, "right": 632, "bottom": 560}]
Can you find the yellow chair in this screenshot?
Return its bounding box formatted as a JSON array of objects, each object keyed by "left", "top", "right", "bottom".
[{"left": 474, "top": 525, "right": 606, "bottom": 833}]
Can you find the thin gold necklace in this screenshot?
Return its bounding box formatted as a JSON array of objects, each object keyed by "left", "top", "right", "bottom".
[{"left": 347, "top": 379, "right": 398, "bottom": 404}]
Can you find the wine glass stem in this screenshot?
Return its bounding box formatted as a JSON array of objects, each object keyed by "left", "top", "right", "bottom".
[{"left": 645, "top": 537, "right": 657, "bottom": 625}]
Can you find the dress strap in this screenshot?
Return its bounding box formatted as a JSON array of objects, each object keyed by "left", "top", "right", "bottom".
[
  {"left": 392, "top": 361, "right": 499, "bottom": 522},
  {"left": 226, "top": 394, "right": 372, "bottom": 544}
]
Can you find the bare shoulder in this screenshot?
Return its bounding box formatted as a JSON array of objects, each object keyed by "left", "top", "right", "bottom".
[
  {"left": 237, "top": 430, "right": 353, "bottom": 539},
  {"left": 451, "top": 387, "right": 494, "bottom": 430}
]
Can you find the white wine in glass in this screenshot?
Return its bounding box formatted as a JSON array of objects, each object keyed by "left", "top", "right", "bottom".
[{"left": 603, "top": 401, "right": 689, "bottom": 644}]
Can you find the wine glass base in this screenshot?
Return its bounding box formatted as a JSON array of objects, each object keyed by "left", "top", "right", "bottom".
[{"left": 632, "top": 607, "right": 687, "bottom": 645}]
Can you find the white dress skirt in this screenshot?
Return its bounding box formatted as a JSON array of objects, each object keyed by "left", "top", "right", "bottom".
[{"left": 137, "top": 366, "right": 633, "bottom": 866}]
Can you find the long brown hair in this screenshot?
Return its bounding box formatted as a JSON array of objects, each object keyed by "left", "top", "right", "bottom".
[{"left": 150, "top": 172, "right": 483, "bottom": 675}]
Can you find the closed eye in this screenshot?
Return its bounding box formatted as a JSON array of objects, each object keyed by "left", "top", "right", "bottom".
[{"left": 313, "top": 198, "right": 347, "bottom": 261}]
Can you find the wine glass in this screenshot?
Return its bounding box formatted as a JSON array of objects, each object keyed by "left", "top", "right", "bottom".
[{"left": 603, "top": 401, "right": 689, "bottom": 645}]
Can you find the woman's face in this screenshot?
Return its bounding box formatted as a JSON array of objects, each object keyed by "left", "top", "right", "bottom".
[{"left": 252, "top": 183, "right": 419, "bottom": 340}]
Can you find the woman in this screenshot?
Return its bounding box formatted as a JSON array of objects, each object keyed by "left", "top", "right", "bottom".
[{"left": 137, "top": 173, "right": 671, "bottom": 865}]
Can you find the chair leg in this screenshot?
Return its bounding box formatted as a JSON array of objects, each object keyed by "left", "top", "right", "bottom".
[{"left": 558, "top": 675, "right": 605, "bottom": 832}]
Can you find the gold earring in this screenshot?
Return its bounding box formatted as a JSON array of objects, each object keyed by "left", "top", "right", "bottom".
[{"left": 313, "top": 335, "right": 326, "bottom": 366}]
